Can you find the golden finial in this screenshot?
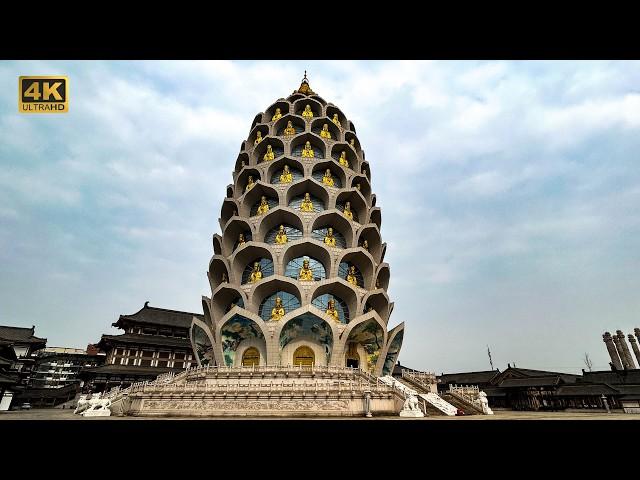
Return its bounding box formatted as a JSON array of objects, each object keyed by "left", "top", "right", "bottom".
[{"left": 295, "top": 70, "right": 315, "bottom": 95}]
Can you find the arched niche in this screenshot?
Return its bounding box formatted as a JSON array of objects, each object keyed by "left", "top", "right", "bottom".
[
  {"left": 330, "top": 143, "right": 358, "bottom": 171},
  {"left": 240, "top": 140, "right": 246, "bottom": 153},
  {"left": 201, "top": 296, "right": 214, "bottom": 332},
  {"left": 274, "top": 114, "right": 305, "bottom": 138},
  {"left": 281, "top": 240, "right": 332, "bottom": 282},
  {"left": 361, "top": 160, "right": 371, "bottom": 181},
  {"left": 231, "top": 244, "right": 273, "bottom": 283},
  {"left": 336, "top": 249, "right": 376, "bottom": 290},
  {"left": 250, "top": 276, "right": 303, "bottom": 315},
  {"left": 265, "top": 101, "right": 290, "bottom": 123},
  {"left": 312, "top": 161, "right": 346, "bottom": 189},
  {"left": 235, "top": 168, "right": 262, "bottom": 196},
  {"left": 311, "top": 211, "right": 355, "bottom": 247},
  {"left": 345, "top": 318, "right": 385, "bottom": 373},
  {"left": 256, "top": 207, "right": 304, "bottom": 243},
  {"left": 290, "top": 133, "right": 325, "bottom": 159},
  {"left": 375, "top": 263, "right": 390, "bottom": 291},
  {"left": 350, "top": 175, "right": 371, "bottom": 203},
  {"left": 242, "top": 183, "right": 280, "bottom": 217},
  {"left": 247, "top": 124, "right": 270, "bottom": 149},
  {"left": 380, "top": 242, "right": 387, "bottom": 263},
  {"left": 264, "top": 223, "right": 303, "bottom": 246},
  {"left": 326, "top": 105, "right": 348, "bottom": 131},
  {"left": 293, "top": 98, "right": 323, "bottom": 119},
  {"left": 279, "top": 313, "right": 334, "bottom": 366},
  {"left": 337, "top": 260, "right": 365, "bottom": 289},
  {"left": 309, "top": 95, "right": 327, "bottom": 106},
  {"left": 310, "top": 280, "right": 359, "bottom": 324},
  {"left": 209, "top": 237, "right": 220, "bottom": 260},
  {"left": 310, "top": 118, "right": 341, "bottom": 142},
  {"left": 369, "top": 207, "right": 381, "bottom": 229},
  {"left": 252, "top": 138, "right": 285, "bottom": 165},
  {"left": 348, "top": 120, "right": 356, "bottom": 134},
  {"left": 222, "top": 217, "right": 253, "bottom": 255},
  {"left": 208, "top": 255, "right": 230, "bottom": 290},
  {"left": 226, "top": 184, "right": 234, "bottom": 199},
  {"left": 240, "top": 346, "right": 261, "bottom": 367},
  {"left": 381, "top": 324, "right": 404, "bottom": 376},
  {"left": 258, "top": 290, "right": 302, "bottom": 322},
  {"left": 235, "top": 152, "right": 250, "bottom": 172},
  {"left": 344, "top": 132, "right": 361, "bottom": 155},
  {"left": 371, "top": 194, "right": 377, "bottom": 208},
  {"left": 356, "top": 224, "right": 383, "bottom": 262},
  {"left": 335, "top": 191, "right": 367, "bottom": 224},
  {"left": 287, "top": 93, "right": 305, "bottom": 103},
  {"left": 266, "top": 157, "right": 305, "bottom": 186},
  {"left": 220, "top": 315, "right": 266, "bottom": 367},
  {"left": 191, "top": 322, "right": 215, "bottom": 366},
  {"left": 220, "top": 198, "right": 240, "bottom": 229},
  {"left": 362, "top": 290, "right": 390, "bottom": 322},
  {"left": 250, "top": 113, "right": 263, "bottom": 131},
  {"left": 285, "top": 178, "right": 329, "bottom": 212},
  {"left": 211, "top": 285, "right": 248, "bottom": 321}
]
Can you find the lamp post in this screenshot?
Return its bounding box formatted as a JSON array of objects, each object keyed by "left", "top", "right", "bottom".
[{"left": 601, "top": 394, "right": 610, "bottom": 413}]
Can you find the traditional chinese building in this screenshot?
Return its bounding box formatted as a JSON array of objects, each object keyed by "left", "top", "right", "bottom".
[{"left": 80, "top": 302, "right": 203, "bottom": 393}]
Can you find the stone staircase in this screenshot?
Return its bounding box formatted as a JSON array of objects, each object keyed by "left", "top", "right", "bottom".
[{"left": 380, "top": 375, "right": 457, "bottom": 416}]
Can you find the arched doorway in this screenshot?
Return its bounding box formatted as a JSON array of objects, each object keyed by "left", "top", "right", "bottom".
[
  {"left": 346, "top": 343, "right": 359, "bottom": 369},
  {"left": 242, "top": 347, "right": 260, "bottom": 367},
  {"left": 293, "top": 346, "right": 315, "bottom": 367}
]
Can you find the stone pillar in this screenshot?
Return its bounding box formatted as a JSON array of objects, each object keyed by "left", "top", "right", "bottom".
[
  {"left": 617, "top": 330, "right": 636, "bottom": 369},
  {"left": 603, "top": 332, "right": 623, "bottom": 370},
  {"left": 628, "top": 334, "right": 640, "bottom": 368}
]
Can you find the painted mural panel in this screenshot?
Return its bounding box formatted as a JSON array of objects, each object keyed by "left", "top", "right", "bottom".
[
  {"left": 382, "top": 329, "right": 404, "bottom": 376},
  {"left": 279, "top": 313, "right": 333, "bottom": 364},
  {"left": 192, "top": 323, "right": 214, "bottom": 366},
  {"left": 221, "top": 315, "right": 265, "bottom": 366},
  {"left": 347, "top": 320, "right": 384, "bottom": 372}
]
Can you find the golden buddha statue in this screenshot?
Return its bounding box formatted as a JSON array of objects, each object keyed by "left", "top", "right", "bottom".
[
  {"left": 326, "top": 298, "right": 340, "bottom": 323},
  {"left": 338, "top": 151, "right": 349, "bottom": 168},
  {"left": 346, "top": 265, "right": 358, "bottom": 287},
  {"left": 263, "top": 144, "right": 275, "bottom": 162},
  {"left": 271, "top": 108, "right": 282, "bottom": 122},
  {"left": 361, "top": 239, "right": 369, "bottom": 251},
  {"left": 298, "top": 258, "right": 314, "bottom": 281},
  {"left": 279, "top": 165, "right": 293, "bottom": 184},
  {"left": 322, "top": 168, "right": 334, "bottom": 187},
  {"left": 320, "top": 123, "right": 332, "bottom": 139},
  {"left": 300, "top": 192, "right": 315, "bottom": 212},
  {"left": 274, "top": 224, "right": 288, "bottom": 245},
  {"left": 245, "top": 175, "right": 255, "bottom": 193},
  {"left": 250, "top": 262, "right": 263, "bottom": 283},
  {"left": 302, "top": 104, "right": 313, "bottom": 119},
  {"left": 355, "top": 183, "right": 361, "bottom": 191},
  {"left": 332, "top": 113, "right": 342, "bottom": 130},
  {"left": 283, "top": 121, "right": 296, "bottom": 137},
  {"left": 237, "top": 233, "right": 246, "bottom": 249},
  {"left": 350, "top": 138, "right": 355, "bottom": 148},
  {"left": 301, "top": 141, "right": 314, "bottom": 158},
  {"left": 270, "top": 296, "right": 285, "bottom": 321},
  {"left": 323, "top": 227, "right": 336, "bottom": 247},
  {"left": 256, "top": 196, "right": 270, "bottom": 215},
  {"left": 254, "top": 131, "right": 263, "bottom": 146},
  {"left": 343, "top": 201, "right": 353, "bottom": 220}
]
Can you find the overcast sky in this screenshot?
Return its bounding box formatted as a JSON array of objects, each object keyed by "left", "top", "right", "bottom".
[{"left": 1, "top": 60, "right": 639, "bottom": 374}]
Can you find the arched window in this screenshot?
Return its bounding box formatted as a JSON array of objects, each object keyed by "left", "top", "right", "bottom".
[
  {"left": 312, "top": 169, "right": 342, "bottom": 188},
  {"left": 233, "top": 231, "right": 252, "bottom": 250},
  {"left": 293, "top": 346, "right": 315, "bottom": 367},
  {"left": 241, "top": 258, "right": 274, "bottom": 284},
  {"left": 250, "top": 197, "right": 278, "bottom": 217},
  {"left": 292, "top": 143, "right": 323, "bottom": 159},
  {"left": 259, "top": 291, "right": 301, "bottom": 321},
  {"left": 241, "top": 347, "right": 260, "bottom": 367},
  {"left": 288, "top": 193, "right": 324, "bottom": 213},
  {"left": 338, "top": 261, "right": 364, "bottom": 288},
  {"left": 312, "top": 294, "right": 350, "bottom": 323},
  {"left": 225, "top": 296, "right": 244, "bottom": 313},
  {"left": 270, "top": 165, "right": 304, "bottom": 185},
  {"left": 335, "top": 200, "right": 359, "bottom": 222},
  {"left": 265, "top": 224, "right": 303, "bottom": 245},
  {"left": 311, "top": 226, "right": 347, "bottom": 248},
  {"left": 285, "top": 256, "right": 326, "bottom": 281}
]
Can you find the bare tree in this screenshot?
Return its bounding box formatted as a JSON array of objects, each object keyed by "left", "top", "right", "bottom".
[{"left": 583, "top": 352, "right": 593, "bottom": 372}]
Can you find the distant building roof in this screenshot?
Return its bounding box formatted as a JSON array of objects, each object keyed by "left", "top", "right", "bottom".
[
  {"left": 80, "top": 364, "right": 181, "bottom": 377},
  {"left": 556, "top": 383, "right": 619, "bottom": 396},
  {"left": 114, "top": 303, "right": 203, "bottom": 329},
  {"left": 499, "top": 376, "right": 564, "bottom": 388},
  {"left": 98, "top": 333, "right": 192, "bottom": 349},
  {"left": 438, "top": 370, "right": 501, "bottom": 385},
  {"left": 0, "top": 325, "right": 47, "bottom": 345}
]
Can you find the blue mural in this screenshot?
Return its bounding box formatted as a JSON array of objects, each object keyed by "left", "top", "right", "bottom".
[
  {"left": 347, "top": 320, "right": 384, "bottom": 372},
  {"left": 191, "top": 324, "right": 214, "bottom": 366},
  {"left": 382, "top": 329, "right": 404, "bottom": 376},
  {"left": 221, "top": 315, "right": 264, "bottom": 367},
  {"left": 279, "top": 313, "right": 333, "bottom": 364},
  {"left": 312, "top": 293, "right": 349, "bottom": 323}
]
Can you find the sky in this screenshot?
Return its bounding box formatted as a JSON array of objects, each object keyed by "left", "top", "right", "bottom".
[{"left": 1, "top": 60, "right": 639, "bottom": 375}]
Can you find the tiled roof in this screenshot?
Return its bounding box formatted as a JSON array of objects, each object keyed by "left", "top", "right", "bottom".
[
  {"left": 114, "top": 303, "right": 203, "bottom": 329},
  {"left": 0, "top": 325, "right": 47, "bottom": 344},
  {"left": 555, "top": 383, "right": 619, "bottom": 396},
  {"left": 499, "top": 376, "right": 563, "bottom": 388},
  {"left": 438, "top": 370, "right": 501, "bottom": 385},
  {"left": 80, "top": 364, "right": 183, "bottom": 376}
]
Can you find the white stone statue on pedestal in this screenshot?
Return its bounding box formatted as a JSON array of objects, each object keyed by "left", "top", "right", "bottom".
[
  {"left": 478, "top": 391, "right": 493, "bottom": 415},
  {"left": 399, "top": 394, "right": 424, "bottom": 417},
  {"left": 82, "top": 396, "right": 112, "bottom": 417}
]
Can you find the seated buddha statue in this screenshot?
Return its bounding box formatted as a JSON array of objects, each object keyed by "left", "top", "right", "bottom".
[
  {"left": 298, "top": 258, "right": 314, "bottom": 281},
  {"left": 300, "top": 192, "right": 315, "bottom": 212},
  {"left": 241, "top": 160, "right": 246, "bottom": 168},
  {"left": 332, "top": 113, "right": 342, "bottom": 130},
  {"left": 256, "top": 196, "right": 270, "bottom": 215},
  {"left": 270, "top": 296, "right": 285, "bottom": 321},
  {"left": 325, "top": 298, "right": 340, "bottom": 323},
  {"left": 254, "top": 131, "right": 263, "bottom": 146},
  {"left": 361, "top": 239, "right": 369, "bottom": 251},
  {"left": 271, "top": 108, "right": 282, "bottom": 122},
  {"left": 283, "top": 121, "right": 296, "bottom": 137},
  {"left": 274, "top": 224, "right": 288, "bottom": 245},
  {"left": 263, "top": 144, "right": 275, "bottom": 162},
  {"left": 320, "top": 123, "right": 332, "bottom": 139},
  {"left": 338, "top": 151, "right": 349, "bottom": 168},
  {"left": 245, "top": 175, "right": 255, "bottom": 193},
  {"left": 301, "top": 141, "right": 314, "bottom": 158},
  {"left": 236, "top": 233, "right": 246, "bottom": 249},
  {"left": 323, "top": 227, "right": 336, "bottom": 247},
  {"left": 322, "top": 168, "right": 334, "bottom": 187},
  {"left": 350, "top": 138, "right": 355, "bottom": 148},
  {"left": 343, "top": 201, "right": 353, "bottom": 220},
  {"left": 279, "top": 165, "right": 293, "bottom": 183},
  {"left": 250, "top": 262, "right": 263, "bottom": 283},
  {"left": 302, "top": 104, "right": 314, "bottom": 119},
  {"left": 346, "top": 265, "right": 358, "bottom": 286}
]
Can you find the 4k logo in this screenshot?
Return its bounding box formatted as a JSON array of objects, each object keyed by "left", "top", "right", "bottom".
[{"left": 19, "top": 76, "right": 69, "bottom": 113}]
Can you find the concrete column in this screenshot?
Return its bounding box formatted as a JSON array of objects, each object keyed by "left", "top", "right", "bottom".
[
  {"left": 603, "top": 332, "right": 623, "bottom": 370},
  {"left": 617, "top": 330, "right": 636, "bottom": 369},
  {"left": 612, "top": 333, "right": 630, "bottom": 369},
  {"left": 628, "top": 334, "right": 640, "bottom": 368}
]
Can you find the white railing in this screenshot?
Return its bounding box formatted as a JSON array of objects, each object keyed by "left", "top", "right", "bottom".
[{"left": 401, "top": 369, "right": 437, "bottom": 392}]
